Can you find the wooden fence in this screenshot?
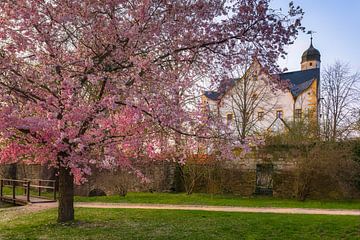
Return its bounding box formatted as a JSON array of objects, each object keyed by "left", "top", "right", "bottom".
[{"left": 0, "top": 178, "right": 56, "bottom": 205}]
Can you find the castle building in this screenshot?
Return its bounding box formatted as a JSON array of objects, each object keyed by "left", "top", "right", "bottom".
[{"left": 203, "top": 39, "right": 321, "bottom": 137}]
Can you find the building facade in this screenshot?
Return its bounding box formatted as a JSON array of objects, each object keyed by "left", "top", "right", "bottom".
[{"left": 203, "top": 39, "right": 321, "bottom": 137}]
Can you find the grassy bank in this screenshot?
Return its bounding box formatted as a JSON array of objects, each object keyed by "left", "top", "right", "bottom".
[
  {"left": 1, "top": 208, "right": 359, "bottom": 239},
  {"left": 75, "top": 192, "right": 360, "bottom": 210}
]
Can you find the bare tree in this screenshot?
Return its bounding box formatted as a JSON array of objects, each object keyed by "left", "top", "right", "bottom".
[
  {"left": 224, "top": 61, "right": 278, "bottom": 141},
  {"left": 320, "top": 62, "right": 360, "bottom": 141}
]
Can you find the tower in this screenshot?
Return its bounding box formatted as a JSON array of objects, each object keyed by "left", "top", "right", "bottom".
[
  {"left": 301, "top": 37, "right": 321, "bottom": 70},
  {"left": 300, "top": 36, "right": 321, "bottom": 126}
]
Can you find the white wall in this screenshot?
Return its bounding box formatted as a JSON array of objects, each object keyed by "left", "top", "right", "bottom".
[{"left": 204, "top": 62, "right": 318, "bottom": 137}]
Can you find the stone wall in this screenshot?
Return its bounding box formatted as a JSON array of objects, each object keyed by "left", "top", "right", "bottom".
[
  {"left": 1, "top": 149, "right": 359, "bottom": 200},
  {"left": 0, "top": 164, "right": 36, "bottom": 179},
  {"left": 222, "top": 169, "right": 257, "bottom": 196},
  {"left": 0, "top": 162, "right": 177, "bottom": 196},
  {"left": 0, "top": 165, "right": 11, "bottom": 179},
  {"left": 272, "top": 171, "right": 297, "bottom": 198},
  {"left": 0, "top": 159, "right": 298, "bottom": 198},
  {"left": 75, "top": 161, "right": 177, "bottom": 196},
  {"left": 177, "top": 156, "right": 296, "bottom": 197}
]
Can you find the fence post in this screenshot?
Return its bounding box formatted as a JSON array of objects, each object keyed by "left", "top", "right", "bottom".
[
  {"left": 53, "top": 181, "right": 56, "bottom": 201},
  {"left": 12, "top": 180, "right": 16, "bottom": 202},
  {"left": 0, "top": 179, "right": 3, "bottom": 198},
  {"left": 26, "top": 181, "right": 30, "bottom": 202},
  {"left": 38, "top": 180, "right": 41, "bottom": 197}
]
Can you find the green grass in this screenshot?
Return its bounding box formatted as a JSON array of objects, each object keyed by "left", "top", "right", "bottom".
[
  {"left": 0, "top": 208, "right": 359, "bottom": 239},
  {"left": 75, "top": 192, "right": 360, "bottom": 210},
  {"left": 3, "top": 186, "right": 360, "bottom": 210}
]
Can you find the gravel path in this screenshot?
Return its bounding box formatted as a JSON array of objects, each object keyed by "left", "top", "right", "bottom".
[
  {"left": 75, "top": 202, "right": 360, "bottom": 216},
  {"left": 0, "top": 202, "right": 57, "bottom": 222},
  {"left": 1, "top": 202, "right": 360, "bottom": 221}
]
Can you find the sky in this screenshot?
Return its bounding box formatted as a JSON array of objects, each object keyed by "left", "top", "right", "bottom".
[{"left": 272, "top": 0, "right": 360, "bottom": 72}]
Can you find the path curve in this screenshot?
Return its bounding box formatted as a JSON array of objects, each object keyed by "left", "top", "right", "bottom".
[
  {"left": 0, "top": 202, "right": 57, "bottom": 222},
  {"left": 75, "top": 202, "right": 360, "bottom": 216}
]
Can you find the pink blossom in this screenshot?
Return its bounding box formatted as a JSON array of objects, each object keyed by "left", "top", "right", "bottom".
[{"left": 0, "top": 0, "right": 303, "bottom": 184}]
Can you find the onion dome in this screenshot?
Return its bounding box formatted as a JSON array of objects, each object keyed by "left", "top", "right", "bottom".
[{"left": 301, "top": 38, "right": 321, "bottom": 63}]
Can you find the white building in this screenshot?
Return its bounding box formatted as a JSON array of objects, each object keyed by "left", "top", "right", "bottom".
[{"left": 203, "top": 39, "right": 321, "bottom": 137}]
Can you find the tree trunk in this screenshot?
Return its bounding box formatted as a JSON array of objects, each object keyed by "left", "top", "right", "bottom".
[{"left": 57, "top": 166, "right": 74, "bottom": 223}]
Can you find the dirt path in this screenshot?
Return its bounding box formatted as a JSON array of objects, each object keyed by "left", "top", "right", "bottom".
[
  {"left": 1, "top": 202, "right": 360, "bottom": 221},
  {"left": 75, "top": 202, "right": 360, "bottom": 216}
]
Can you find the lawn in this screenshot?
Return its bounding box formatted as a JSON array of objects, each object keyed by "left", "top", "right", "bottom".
[
  {"left": 0, "top": 208, "right": 359, "bottom": 240},
  {"left": 3, "top": 186, "right": 360, "bottom": 210},
  {"left": 75, "top": 192, "right": 360, "bottom": 210}
]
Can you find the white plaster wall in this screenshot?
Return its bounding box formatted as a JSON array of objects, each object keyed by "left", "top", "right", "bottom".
[
  {"left": 294, "top": 81, "right": 317, "bottom": 117},
  {"left": 204, "top": 62, "right": 318, "bottom": 137},
  {"left": 217, "top": 67, "right": 296, "bottom": 134}
]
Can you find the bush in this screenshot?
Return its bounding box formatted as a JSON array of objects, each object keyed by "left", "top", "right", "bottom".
[
  {"left": 294, "top": 142, "right": 360, "bottom": 200},
  {"left": 178, "top": 154, "right": 228, "bottom": 195}
]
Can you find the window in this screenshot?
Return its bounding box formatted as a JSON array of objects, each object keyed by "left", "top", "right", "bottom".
[
  {"left": 258, "top": 111, "right": 264, "bottom": 121},
  {"left": 309, "top": 62, "right": 313, "bottom": 66},
  {"left": 276, "top": 110, "right": 283, "bottom": 119},
  {"left": 226, "top": 113, "right": 233, "bottom": 124},
  {"left": 295, "top": 109, "right": 302, "bottom": 119}
]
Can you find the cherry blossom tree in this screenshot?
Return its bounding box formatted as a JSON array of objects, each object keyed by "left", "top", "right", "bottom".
[{"left": 0, "top": 0, "right": 303, "bottom": 222}]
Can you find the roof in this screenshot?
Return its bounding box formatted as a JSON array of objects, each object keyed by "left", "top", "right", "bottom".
[
  {"left": 279, "top": 68, "right": 319, "bottom": 86},
  {"left": 279, "top": 68, "right": 320, "bottom": 97},
  {"left": 204, "top": 78, "right": 237, "bottom": 101},
  {"left": 267, "top": 117, "right": 290, "bottom": 132},
  {"left": 204, "top": 67, "right": 319, "bottom": 100},
  {"left": 289, "top": 79, "right": 315, "bottom": 97},
  {"left": 301, "top": 40, "right": 321, "bottom": 63},
  {"left": 204, "top": 91, "right": 222, "bottom": 101}
]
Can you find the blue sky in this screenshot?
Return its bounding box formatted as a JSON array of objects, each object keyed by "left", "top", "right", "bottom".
[{"left": 272, "top": 0, "right": 360, "bottom": 72}]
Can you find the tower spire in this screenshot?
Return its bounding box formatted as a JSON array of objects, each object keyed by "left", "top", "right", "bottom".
[
  {"left": 301, "top": 31, "right": 320, "bottom": 70},
  {"left": 307, "top": 30, "right": 316, "bottom": 46}
]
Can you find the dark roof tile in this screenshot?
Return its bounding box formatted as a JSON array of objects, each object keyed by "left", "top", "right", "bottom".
[
  {"left": 204, "top": 68, "right": 320, "bottom": 100},
  {"left": 289, "top": 79, "right": 314, "bottom": 97},
  {"left": 279, "top": 68, "right": 319, "bottom": 86},
  {"left": 204, "top": 91, "right": 222, "bottom": 101}
]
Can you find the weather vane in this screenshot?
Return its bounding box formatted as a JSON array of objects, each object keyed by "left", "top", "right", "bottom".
[{"left": 307, "top": 30, "right": 317, "bottom": 44}]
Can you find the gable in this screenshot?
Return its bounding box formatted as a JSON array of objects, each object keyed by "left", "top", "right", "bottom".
[
  {"left": 204, "top": 62, "right": 320, "bottom": 101},
  {"left": 204, "top": 60, "right": 263, "bottom": 101}
]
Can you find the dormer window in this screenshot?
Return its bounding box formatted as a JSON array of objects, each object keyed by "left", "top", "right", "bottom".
[{"left": 258, "top": 111, "right": 264, "bottom": 121}]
